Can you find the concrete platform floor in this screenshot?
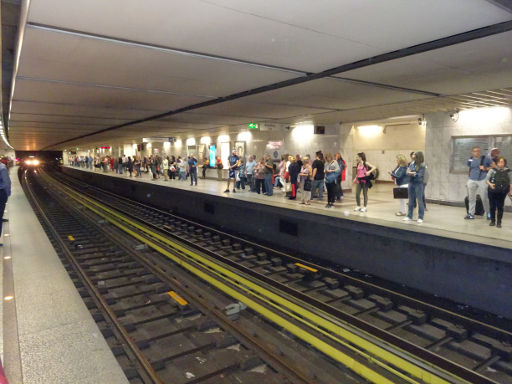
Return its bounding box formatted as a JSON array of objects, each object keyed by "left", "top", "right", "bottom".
[
  {"left": 1, "top": 167, "right": 128, "bottom": 384},
  {"left": 65, "top": 165, "right": 512, "bottom": 249}
]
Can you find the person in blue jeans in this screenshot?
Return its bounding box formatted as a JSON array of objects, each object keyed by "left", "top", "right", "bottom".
[
  {"left": 188, "top": 153, "right": 198, "bottom": 186},
  {"left": 311, "top": 151, "right": 325, "bottom": 200},
  {"left": 403, "top": 151, "right": 426, "bottom": 223}
]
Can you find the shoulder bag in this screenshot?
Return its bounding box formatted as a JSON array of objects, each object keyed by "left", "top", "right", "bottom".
[{"left": 304, "top": 177, "right": 312, "bottom": 191}]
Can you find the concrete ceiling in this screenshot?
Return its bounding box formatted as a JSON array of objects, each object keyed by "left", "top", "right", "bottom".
[{"left": 3, "top": 0, "right": 512, "bottom": 150}]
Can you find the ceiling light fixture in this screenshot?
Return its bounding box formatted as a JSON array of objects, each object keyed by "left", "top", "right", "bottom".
[{"left": 358, "top": 125, "right": 383, "bottom": 137}]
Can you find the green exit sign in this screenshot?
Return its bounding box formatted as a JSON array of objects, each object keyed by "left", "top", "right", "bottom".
[{"left": 248, "top": 123, "right": 259, "bottom": 130}]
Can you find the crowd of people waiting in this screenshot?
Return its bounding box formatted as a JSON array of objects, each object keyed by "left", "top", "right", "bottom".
[
  {"left": 68, "top": 154, "right": 202, "bottom": 185},
  {"left": 69, "top": 145, "right": 511, "bottom": 227}
]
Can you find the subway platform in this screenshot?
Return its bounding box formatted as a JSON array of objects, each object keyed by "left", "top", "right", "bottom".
[
  {"left": 64, "top": 165, "right": 512, "bottom": 250},
  {"left": 1, "top": 168, "right": 128, "bottom": 384}
]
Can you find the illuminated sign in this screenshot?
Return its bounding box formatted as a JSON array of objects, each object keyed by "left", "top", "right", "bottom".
[
  {"left": 209, "top": 145, "right": 216, "bottom": 167},
  {"left": 248, "top": 122, "right": 259, "bottom": 130}
]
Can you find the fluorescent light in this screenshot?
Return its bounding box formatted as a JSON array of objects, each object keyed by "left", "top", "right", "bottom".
[
  {"left": 237, "top": 131, "right": 252, "bottom": 142},
  {"left": 358, "top": 125, "right": 383, "bottom": 137},
  {"left": 458, "top": 106, "right": 511, "bottom": 126},
  {"left": 218, "top": 134, "right": 230, "bottom": 142},
  {"left": 291, "top": 124, "right": 314, "bottom": 141},
  {"left": 200, "top": 136, "right": 211, "bottom": 145},
  {"left": 174, "top": 139, "right": 182, "bottom": 147},
  {"left": 186, "top": 138, "right": 196, "bottom": 146}
]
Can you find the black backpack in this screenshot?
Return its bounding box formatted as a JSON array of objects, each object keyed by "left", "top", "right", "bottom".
[{"left": 490, "top": 168, "right": 511, "bottom": 193}]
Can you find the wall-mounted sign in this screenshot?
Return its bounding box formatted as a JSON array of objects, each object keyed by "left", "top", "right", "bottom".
[
  {"left": 248, "top": 122, "right": 259, "bottom": 130},
  {"left": 266, "top": 141, "right": 282, "bottom": 150}
]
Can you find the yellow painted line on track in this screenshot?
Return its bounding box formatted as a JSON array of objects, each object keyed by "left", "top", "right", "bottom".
[
  {"left": 295, "top": 262, "right": 318, "bottom": 273},
  {"left": 168, "top": 291, "right": 188, "bottom": 306},
  {"left": 47, "top": 175, "right": 467, "bottom": 384}
]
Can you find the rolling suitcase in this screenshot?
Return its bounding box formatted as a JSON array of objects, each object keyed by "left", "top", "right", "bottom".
[{"left": 465, "top": 194, "right": 485, "bottom": 216}]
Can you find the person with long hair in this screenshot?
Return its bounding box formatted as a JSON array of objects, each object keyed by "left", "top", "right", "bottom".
[
  {"left": 324, "top": 153, "right": 340, "bottom": 208},
  {"left": 389, "top": 154, "right": 409, "bottom": 216},
  {"left": 486, "top": 157, "right": 512, "bottom": 228},
  {"left": 352, "top": 152, "right": 376, "bottom": 212},
  {"left": 127, "top": 156, "right": 134, "bottom": 177},
  {"left": 299, "top": 156, "right": 312, "bottom": 205},
  {"left": 335, "top": 152, "right": 346, "bottom": 201},
  {"left": 162, "top": 156, "right": 169, "bottom": 181},
  {"left": 403, "top": 151, "right": 426, "bottom": 223}
]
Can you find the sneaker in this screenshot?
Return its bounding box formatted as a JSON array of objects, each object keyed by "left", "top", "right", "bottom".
[
  {"left": 395, "top": 212, "right": 406, "bottom": 216},
  {"left": 417, "top": 219, "right": 423, "bottom": 223},
  {"left": 224, "top": 189, "right": 230, "bottom": 193},
  {"left": 360, "top": 207, "right": 367, "bottom": 212},
  {"left": 402, "top": 217, "right": 412, "bottom": 222},
  {"left": 489, "top": 220, "right": 496, "bottom": 226},
  {"left": 497, "top": 223, "right": 502, "bottom": 228},
  {"left": 325, "top": 203, "right": 332, "bottom": 208},
  {"left": 232, "top": 189, "right": 236, "bottom": 193},
  {"left": 354, "top": 206, "right": 361, "bottom": 212},
  {"left": 464, "top": 214, "right": 475, "bottom": 220}
]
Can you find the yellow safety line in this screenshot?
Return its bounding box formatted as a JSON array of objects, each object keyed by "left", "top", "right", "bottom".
[
  {"left": 295, "top": 262, "right": 318, "bottom": 273},
  {"left": 71, "top": 198, "right": 396, "bottom": 384},
  {"left": 167, "top": 291, "right": 188, "bottom": 306},
  {"left": 48, "top": 175, "right": 467, "bottom": 384}
]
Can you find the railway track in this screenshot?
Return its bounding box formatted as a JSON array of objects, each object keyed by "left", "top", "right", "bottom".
[
  {"left": 26, "top": 167, "right": 512, "bottom": 384},
  {"left": 22, "top": 169, "right": 376, "bottom": 384}
]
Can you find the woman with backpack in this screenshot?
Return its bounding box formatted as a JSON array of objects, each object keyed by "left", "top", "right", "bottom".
[
  {"left": 352, "top": 152, "right": 376, "bottom": 212},
  {"left": 324, "top": 153, "right": 341, "bottom": 208},
  {"left": 487, "top": 157, "right": 512, "bottom": 228}
]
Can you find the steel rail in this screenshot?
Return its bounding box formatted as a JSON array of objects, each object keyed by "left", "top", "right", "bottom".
[
  {"left": 54, "top": 169, "right": 512, "bottom": 341},
  {"left": 21, "top": 170, "right": 164, "bottom": 384},
  {"left": 44, "top": 171, "right": 487, "bottom": 384}
]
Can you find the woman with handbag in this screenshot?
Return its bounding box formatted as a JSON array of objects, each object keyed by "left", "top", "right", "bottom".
[
  {"left": 324, "top": 153, "right": 341, "bottom": 208},
  {"left": 299, "top": 157, "right": 312, "bottom": 205},
  {"left": 389, "top": 154, "right": 409, "bottom": 216},
  {"left": 487, "top": 157, "right": 512, "bottom": 228},
  {"left": 352, "top": 152, "right": 376, "bottom": 212}
]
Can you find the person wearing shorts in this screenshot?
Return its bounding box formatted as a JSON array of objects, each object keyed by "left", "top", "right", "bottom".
[{"left": 224, "top": 149, "right": 240, "bottom": 193}]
